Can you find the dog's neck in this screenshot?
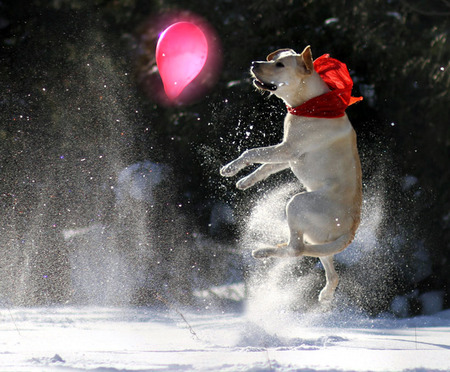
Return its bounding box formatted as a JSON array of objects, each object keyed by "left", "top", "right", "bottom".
[{"left": 280, "top": 72, "right": 330, "bottom": 108}]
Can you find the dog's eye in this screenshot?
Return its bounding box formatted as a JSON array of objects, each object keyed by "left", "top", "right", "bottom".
[{"left": 276, "top": 62, "right": 285, "bottom": 68}]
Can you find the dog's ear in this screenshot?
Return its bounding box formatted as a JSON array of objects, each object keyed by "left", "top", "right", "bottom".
[
  {"left": 266, "top": 48, "right": 295, "bottom": 61},
  {"left": 297, "top": 45, "right": 314, "bottom": 74}
]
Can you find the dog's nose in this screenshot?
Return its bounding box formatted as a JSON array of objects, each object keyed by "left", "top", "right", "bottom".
[{"left": 251, "top": 61, "right": 261, "bottom": 70}]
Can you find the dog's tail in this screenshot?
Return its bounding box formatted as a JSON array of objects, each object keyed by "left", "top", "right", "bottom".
[{"left": 303, "top": 232, "right": 354, "bottom": 258}]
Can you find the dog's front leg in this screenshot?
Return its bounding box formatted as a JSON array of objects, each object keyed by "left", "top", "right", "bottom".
[
  {"left": 220, "top": 143, "right": 295, "bottom": 177},
  {"left": 236, "top": 163, "right": 289, "bottom": 190}
]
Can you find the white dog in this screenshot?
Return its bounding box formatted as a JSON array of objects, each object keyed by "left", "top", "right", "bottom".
[{"left": 220, "top": 46, "right": 362, "bottom": 303}]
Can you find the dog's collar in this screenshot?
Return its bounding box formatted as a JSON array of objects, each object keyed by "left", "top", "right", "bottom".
[{"left": 287, "top": 54, "right": 362, "bottom": 118}]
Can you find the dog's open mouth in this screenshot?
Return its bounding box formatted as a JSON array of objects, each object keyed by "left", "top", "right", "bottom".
[{"left": 253, "top": 78, "right": 278, "bottom": 91}]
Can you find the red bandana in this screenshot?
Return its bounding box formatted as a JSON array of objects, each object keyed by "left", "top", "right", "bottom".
[{"left": 287, "top": 54, "right": 363, "bottom": 118}]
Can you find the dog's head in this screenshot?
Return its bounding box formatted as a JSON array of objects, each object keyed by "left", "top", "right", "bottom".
[{"left": 251, "top": 46, "right": 325, "bottom": 106}]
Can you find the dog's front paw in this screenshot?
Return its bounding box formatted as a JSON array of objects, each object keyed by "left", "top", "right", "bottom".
[
  {"left": 220, "top": 164, "right": 233, "bottom": 177},
  {"left": 252, "top": 247, "right": 274, "bottom": 259},
  {"left": 220, "top": 160, "right": 241, "bottom": 177},
  {"left": 236, "top": 177, "right": 252, "bottom": 190}
]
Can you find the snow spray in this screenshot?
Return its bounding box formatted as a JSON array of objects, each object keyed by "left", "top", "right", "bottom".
[
  {"left": 0, "top": 28, "right": 193, "bottom": 307},
  {"left": 239, "top": 167, "right": 411, "bottom": 332},
  {"left": 241, "top": 182, "right": 326, "bottom": 331}
]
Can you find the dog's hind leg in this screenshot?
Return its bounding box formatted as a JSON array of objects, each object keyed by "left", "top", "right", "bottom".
[
  {"left": 252, "top": 224, "right": 305, "bottom": 258},
  {"left": 252, "top": 192, "right": 310, "bottom": 258},
  {"left": 318, "top": 255, "right": 339, "bottom": 303}
]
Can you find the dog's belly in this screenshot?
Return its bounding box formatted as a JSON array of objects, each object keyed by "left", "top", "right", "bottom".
[{"left": 290, "top": 160, "right": 356, "bottom": 195}]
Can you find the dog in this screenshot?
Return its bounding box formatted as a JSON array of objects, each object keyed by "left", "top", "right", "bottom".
[{"left": 220, "top": 46, "right": 362, "bottom": 303}]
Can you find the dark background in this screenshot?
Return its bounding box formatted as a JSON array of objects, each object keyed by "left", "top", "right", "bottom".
[{"left": 0, "top": 0, "right": 448, "bottom": 314}]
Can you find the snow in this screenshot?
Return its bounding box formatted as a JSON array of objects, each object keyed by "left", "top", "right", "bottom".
[
  {"left": 115, "top": 160, "right": 168, "bottom": 203},
  {"left": 1, "top": 306, "right": 449, "bottom": 372}
]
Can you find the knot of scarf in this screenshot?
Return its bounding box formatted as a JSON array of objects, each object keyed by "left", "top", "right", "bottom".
[{"left": 287, "top": 54, "right": 363, "bottom": 118}]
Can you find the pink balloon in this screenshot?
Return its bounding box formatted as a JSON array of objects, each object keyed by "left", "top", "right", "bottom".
[{"left": 156, "top": 22, "right": 208, "bottom": 100}]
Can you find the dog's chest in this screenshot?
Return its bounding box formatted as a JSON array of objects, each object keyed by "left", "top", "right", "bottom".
[{"left": 284, "top": 116, "right": 357, "bottom": 190}]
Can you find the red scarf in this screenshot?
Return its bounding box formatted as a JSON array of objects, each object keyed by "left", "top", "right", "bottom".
[{"left": 287, "top": 54, "right": 363, "bottom": 118}]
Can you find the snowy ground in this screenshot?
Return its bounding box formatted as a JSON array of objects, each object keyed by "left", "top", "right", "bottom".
[{"left": 1, "top": 304, "right": 449, "bottom": 372}]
